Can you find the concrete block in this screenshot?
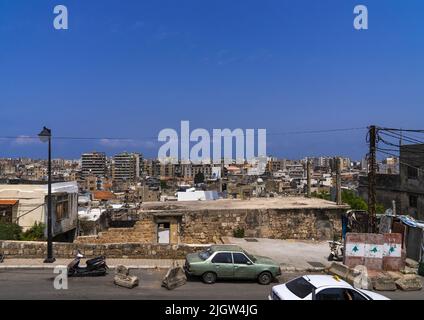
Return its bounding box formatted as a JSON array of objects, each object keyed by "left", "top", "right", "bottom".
[
  {"left": 401, "top": 266, "right": 418, "bottom": 275},
  {"left": 114, "top": 274, "right": 139, "bottom": 289},
  {"left": 346, "top": 267, "right": 373, "bottom": 290},
  {"left": 383, "top": 233, "right": 403, "bottom": 271},
  {"left": 386, "top": 271, "right": 403, "bottom": 281},
  {"left": 344, "top": 233, "right": 366, "bottom": 268},
  {"left": 116, "top": 265, "right": 130, "bottom": 276},
  {"left": 405, "top": 258, "right": 419, "bottom": 269},
  {"left": 162, "top": 265, "right": 187, "bottom": 290},
  {"left": 328, "top": 262, "right": 350, "bottom": 279},
  {"left": 395, "top": 275, "right": 423, "bottom": 291},
  {"left": 364, "top": 233, "right": 384, "bottom": 270},
  {"left": 372, "top": 274, "right": 397, "bottom": 291}
]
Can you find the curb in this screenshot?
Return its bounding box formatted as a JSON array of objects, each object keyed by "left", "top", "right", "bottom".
[
  {"left": 0, "top": 265, "right": 171, "bottom": 270},
  {"left": 279, "top": 266, "right": 326, "bottom": 273}
]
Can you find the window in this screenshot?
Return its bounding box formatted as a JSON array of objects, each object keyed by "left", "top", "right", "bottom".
[
  {"left": 233, "top": 253, "right": 250, "bottom": 264},
  {"left": 242, "top": 250, "right": 257, "bottom": 262},
  {"left": 315, "top": 288, "right": 367, "bottom": 301},
  {"left": 407, "top": 166, "right": 418, "bottom": 179},
  {"left": 211, "top": 252, "right": 233, "bottom": 264},
  {"left": 199, "top": 248, "right": 214, "bottom": 260},
  {"left": 409, "top": 195, "right": 418, "bottom": 208},
  {"left": 55, "top": 195, "right": 69, "bottom": 221},
  {"left": 315, "top": 288, "right": 345, "bottom": 301},
  {"left": 286, "top": 277, "right": 316, "bottom": 299},
  {"left": 345, "top": 289, "right": 367, "bottom": 301}
]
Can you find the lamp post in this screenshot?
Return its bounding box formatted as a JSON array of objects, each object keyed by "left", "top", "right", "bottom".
[{"left": 38, "top": 127, "right": 55, "bottom": 263}]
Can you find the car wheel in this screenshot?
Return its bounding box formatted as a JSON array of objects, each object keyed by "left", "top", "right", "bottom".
[
  {"left": 258, "top": 271, "right": 272, "bottom": 285},
  {"left": 202, "top": 272, "right": 217, "bottom": 284}
]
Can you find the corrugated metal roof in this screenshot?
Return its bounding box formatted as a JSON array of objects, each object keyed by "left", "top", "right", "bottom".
[{"left": 0, "top": 199, "right": 18, "bottom": 205}]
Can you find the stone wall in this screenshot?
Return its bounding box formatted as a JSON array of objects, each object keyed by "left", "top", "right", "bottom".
[
  {"left": 75, "top": 207, "right": 345, "bottom": 244},
  {"left": 180, "top": 208, "right": 343, "bottom": 243},
  {"left": 76, "top": 216, "right": 157, "bottom": 244},
  {"left": 0, "top": 240, "right": 204, "bottom": 259}
]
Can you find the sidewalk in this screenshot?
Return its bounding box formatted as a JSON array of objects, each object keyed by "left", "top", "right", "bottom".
[
  {"left": 0, "top": 258, "right": 185, "bottom": 269},
  {"left": 222, "top": 237, "right": 330, "bottom": 272}
]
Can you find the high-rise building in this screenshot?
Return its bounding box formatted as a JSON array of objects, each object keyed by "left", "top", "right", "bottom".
[
  {"left": 112, "top": 152, "right": 142, "bottom": 182},
  {"left": 81, "top": 152, "right": 107, "bottom": 178}
]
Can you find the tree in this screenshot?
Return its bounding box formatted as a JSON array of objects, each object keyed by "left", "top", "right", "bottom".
[
  {"left": 312, "top": 189, "right": 385, "bottom": 213},
  {"left": 21, "top": 222, "right": 46, "bottom": 241},
  {"left": 341, "top": 190, "right": 368, "bottom": 211},
  {"left": 194, "top": 172, "right": 205, "bottom": 184},
  {"left": 160, "top": 180, "right": 168, "bottom": 189},
  {"left": 0, "top": 223, "right": 22, "bottom": 240},
  {"left": 311, "top": 191, "right": 331, "bottom": 200}
]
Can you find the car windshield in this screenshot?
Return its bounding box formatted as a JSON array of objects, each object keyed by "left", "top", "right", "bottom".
[
  {"left": 242, "top": 250, "right": 257, "bottom": 263},
  {"left": 286, "top": 277, "right": 317, "bottom": 299},
  {"left": 199, "top": 248, "right": 214, "bottom": 260}
]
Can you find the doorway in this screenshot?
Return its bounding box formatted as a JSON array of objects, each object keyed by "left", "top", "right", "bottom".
[{"left": 157, "top": 222, "right": 170, "bottom": 244}]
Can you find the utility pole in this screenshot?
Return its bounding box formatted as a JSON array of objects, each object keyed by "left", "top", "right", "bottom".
[
  {"left": 368, "top": 125, "right": 377, "bottom": 233},
  {"left": 336, "top": 157, "right": 342, "bottom": 205},
  {"left": 306, "top": 158, "right": 311, "bottom": 198},
  {"left": 38, "top": 127, "right": 55, "bottom": 263}
]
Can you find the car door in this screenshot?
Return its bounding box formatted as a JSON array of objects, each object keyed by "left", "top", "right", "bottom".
[
  {"left": 315, "top": 288, "right": 346, "bottom": 300},
  {"left": 232, "top": 252, "right": 257, "bottom": 279},
  {"left": 211, "top": 252, "right": 234, "bottom": 278},
  {"left": 345, "top": 289, "right": 369, "bottom": 300},
  {"left": 315, "top": 288, "right": 368, "bottom": 300}
]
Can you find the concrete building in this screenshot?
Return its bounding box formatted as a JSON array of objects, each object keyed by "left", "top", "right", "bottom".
[
  {"left": 112, "top": 152, "right": 141, "bottom": 182},
  {"left": 0, "top": 181, "right": 78, "bottom": 241},
  {"left": 358, "top": 143, "right": 424, "bottom": 220},
  {"left": 268, "top": 158, "right": 286, "bottom": 173},
  {"left": 379, "top": 157, "right": 399, "bottom": 175},
  {"left": 76, "top": 197, "right": 349, "bottom": 245},
  {"left": 142, "top": 159, "right": 161, "bottom": 177},
  {"left": 81, "top": 152, "right": 107, "bottom": 178},
  {"left": 286, "top": 163, "right": 305, "bottom": 180}
]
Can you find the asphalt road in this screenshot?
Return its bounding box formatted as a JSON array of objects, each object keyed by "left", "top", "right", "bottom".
[{"left": 0, "top": 269, "right": 422, "bottom": 300}]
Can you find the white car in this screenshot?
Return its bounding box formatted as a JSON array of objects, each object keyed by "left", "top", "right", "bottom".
[{"left": 269, "top": 275, "right": 390, "bottom": 300}]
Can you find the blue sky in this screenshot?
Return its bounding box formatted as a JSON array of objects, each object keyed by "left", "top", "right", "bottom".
[{"left": 1, "top": 0, "right": 423, "bottom": 160}]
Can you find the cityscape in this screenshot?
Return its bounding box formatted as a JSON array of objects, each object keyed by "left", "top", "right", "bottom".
[{"left": 0, "top": 0, "right": 423, "bottom": 311}]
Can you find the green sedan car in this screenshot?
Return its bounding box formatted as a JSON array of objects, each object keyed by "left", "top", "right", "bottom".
[{"left": 184, "top": 245, "right": 281, "bottom": 285}]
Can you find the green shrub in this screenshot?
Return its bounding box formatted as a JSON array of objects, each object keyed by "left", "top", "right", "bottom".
[
  {"left": 0, "top": 223, "right": 22, "bottom": 240},
  {"left": 233, "top": 227, "right": 245, "bottom": 238},
  {"left": 311, "top": 191, "right": 331, "bottom": 200},
  {"left": 21, "top": 222, "right": 46, "bottom": 241}
]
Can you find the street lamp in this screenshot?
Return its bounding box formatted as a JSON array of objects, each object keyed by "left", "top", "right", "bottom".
[{"left": 38, "top": 126, "right": 55, "bottom": 263}]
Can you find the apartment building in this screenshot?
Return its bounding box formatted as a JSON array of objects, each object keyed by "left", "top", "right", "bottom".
[
  {"left": 81, "top": 152, "right": 107, "bottom": 178},
  {"left": 112, "top": 152, "right": 142, "bottom": 182}
]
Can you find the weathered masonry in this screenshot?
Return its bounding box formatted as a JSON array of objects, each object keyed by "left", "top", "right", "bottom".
[{"left": 76, "top": 197, "right": 349, "bottom": 245}]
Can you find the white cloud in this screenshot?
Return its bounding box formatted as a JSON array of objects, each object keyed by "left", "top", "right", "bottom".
[
  {"left": 99, "top": 139, "right": 157, "bottom": 150},
  {"left": 12, "top": 135, "right": 40, "bottom": 146}
]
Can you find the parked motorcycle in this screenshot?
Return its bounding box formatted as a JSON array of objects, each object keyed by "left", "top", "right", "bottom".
[
  {"left": 67, "top": 251, "right": 108, "bottom": 277},
  {"left": 327, "top": 241, "right": 344, "bottom": 261}
]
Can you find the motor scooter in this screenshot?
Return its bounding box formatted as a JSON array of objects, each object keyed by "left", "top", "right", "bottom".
[
  {"left": 327, "top": 241, "right": 344, "bottom": 261},
  {"left": 67, "top": 251, "right": 108, "bottom": 277}
]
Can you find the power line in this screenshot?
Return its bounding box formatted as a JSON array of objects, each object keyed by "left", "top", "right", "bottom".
[
  {"left": 376, "top": 148, "right": 422, "bottom": 172},
  {"left": 379, "top": 130, "right": 424, "bottom": 145},
  {"left": 379, "top": 127, "right": 424, "bottom": 134},
  {"left": 0, "top": 127, "right": 368, "bottom": 142}
]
